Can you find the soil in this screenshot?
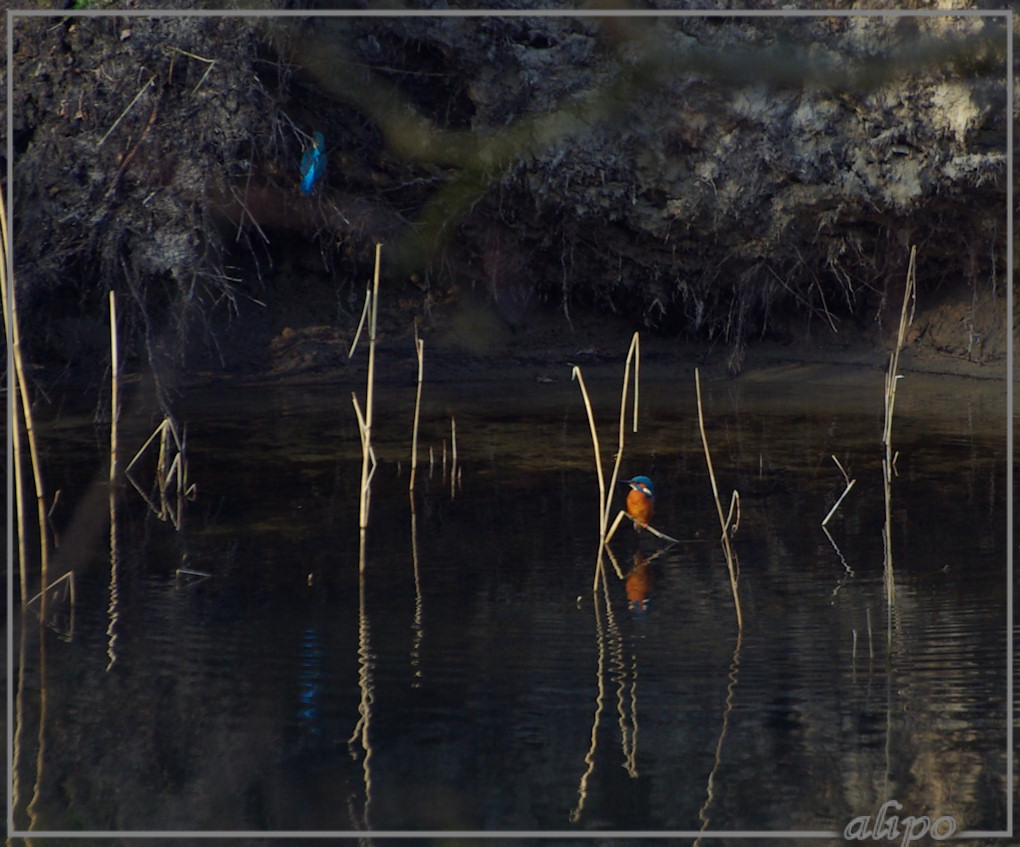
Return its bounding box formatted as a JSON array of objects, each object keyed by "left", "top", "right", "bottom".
[{"left": 6, "top": 9, "right": 1012, "bottom": 408}]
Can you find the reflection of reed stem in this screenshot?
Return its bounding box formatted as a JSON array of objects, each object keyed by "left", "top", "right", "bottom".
[
  {"left": 12, "top": 615, "right": 29, "bottom": 829},
  {"left": 608, "top": 583, "right": 638, "bottom": 779},
  {"left": 410, "top": 507, "right": 424, "bottom": 685},
  {"left": 695, "top": 369, "right": 742, "bottom": 630},
  {"left": 571, "top": 557, "right": 609, "bottom": 823},
  {"left": 106, "top": 491, "right": 120, "bottom": 672},
  {"left": 450, "top": 416, "right": 457, "bottom": 500},
  {"left": 350, "top": 537, "right": 375, "bottom": 831},
  {"left": 695, "top": 628, "right": 743, "bottom": 844}
]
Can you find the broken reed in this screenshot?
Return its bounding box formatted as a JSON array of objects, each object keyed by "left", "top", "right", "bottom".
[
  {"left": 351, "top": 243, "right": 383, "bottom": 545},
  {"left": 695, "top": 368, "right": 742, "bottom": 630},
  {"left": 821, "top": 455, "right": 856, "bottom": 527},
  {"left": 123, "top": 416, "right": 194, "bottom": 528}
]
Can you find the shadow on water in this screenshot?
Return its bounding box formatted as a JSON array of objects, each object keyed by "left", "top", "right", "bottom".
[{"left": 10, "top": 369, "right": 1009, "bottom": 835}]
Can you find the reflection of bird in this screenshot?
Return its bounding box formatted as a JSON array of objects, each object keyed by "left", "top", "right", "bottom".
[
  {"left": 300, "top": 131, "right": 327, "bottom": 194},
  {"left": 621, "top": 475, "right": 655, "bottom": 530},
  {"left": 626, "top": 552, "right": 651, "bottom": 615}
]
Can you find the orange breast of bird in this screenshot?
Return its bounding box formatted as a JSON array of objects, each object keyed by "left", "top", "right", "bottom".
[{"left": 626, "top": 488, "right": 654, "bottom": 529}]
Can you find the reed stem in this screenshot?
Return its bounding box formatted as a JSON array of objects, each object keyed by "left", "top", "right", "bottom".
[
  {"left": 602, "top": 332, "right": 640, "bottom": 534},
  {"left": 881, "top": 245, "right": 917, "bottom": 607},
  {"left": 109, "top": 291, "right": 119, "bottom": 484},
  {"left": 695, "top": 368, "right": 742, "bottom": 630},
  {"left": 409, "top": 330, "right": 424, "bottom": 493},
  {"left": 0, "top": 189, "right": 50, "bottom": 605},
  {"left": 2, "top": 193, "right": 28, "bottom": 604},
  {"left": 572, "top": 367, "right": 607, "bottom": 579},
  {"left": 355, "top": 243, "right": 382, "bottom": 538}
]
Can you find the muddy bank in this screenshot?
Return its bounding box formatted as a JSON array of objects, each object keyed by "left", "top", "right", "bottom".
[{"left": 192, "top": 262, "right": 1007, "bottom": 394}]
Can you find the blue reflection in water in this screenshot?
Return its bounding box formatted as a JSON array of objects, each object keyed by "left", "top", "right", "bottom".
[{"left": 298, "top": 626, "right": 324, "bottom": 735}]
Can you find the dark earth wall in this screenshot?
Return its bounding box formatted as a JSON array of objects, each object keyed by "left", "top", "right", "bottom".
[{"left": 6, "top": 2, "right": 1011, "bottom": 387}]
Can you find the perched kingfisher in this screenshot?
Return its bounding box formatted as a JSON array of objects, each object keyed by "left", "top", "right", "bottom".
[
  {"left": 300, "top": 131, "right": 327, "bottom": 194},
  {"left": 621, "top": 475, "right": 655, "bottom": 530}
]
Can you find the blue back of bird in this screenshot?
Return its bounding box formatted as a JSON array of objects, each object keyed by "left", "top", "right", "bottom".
[{"left": 300, "top": 132, "right": 326, "bottom": 194}]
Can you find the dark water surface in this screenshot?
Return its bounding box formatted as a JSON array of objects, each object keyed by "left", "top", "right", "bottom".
[{"left": 11, "top": 366, "right": 1009, "bottom": 837}]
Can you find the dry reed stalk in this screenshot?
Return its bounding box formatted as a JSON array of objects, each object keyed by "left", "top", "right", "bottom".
[
  {"left": 409, "top": 329, "right": 424, "bottom": 493},
  {"left": 125, "top": 419, "right": 168, "bottom": 515},
  {"left": 353, "top": 243, "right": 382, "bottom": 539},
  {"left": 881, "top": 246, "right": 917, "bottom": 605},
  {"left": 108, "top": 289, "right": 120, "bottom": 669},
  {"left": 573, "top": 334, "right": 642, "bottom": 570},
  {"left": 602, "top": 332, "right": 640, "bottom": 534},
  {"left": 604, "top": 509, "right": 626, "bottom": 547},
  {"left": 695, "top": 368, "right": 742, "bottom": 630},
  {"left": 109, "top": 291, "right": 119, "bottom": 486},
  {"left": 2, "top": 194, "right": 29, "bottom": 604},
  {"left": 571, "top": 367, "right": 608, "bottom": 570},
  {"left": 605, "top": 508, "right": 680, "bottom": 546},
  {"left": 352, "top": 395, "right": 378, "bottom": 490},
  {"left": 821, "top": 455, "right": 856, "bottom": 527},
  {"left": 724, "top": 490, "right": 740, "bottom": 535},
  {"left": 11, "top": 393, "right": 28, "bottom": 604},
  {"left": 347, "top": 284, "right": 371, "bottom": 359},
  {"left": 0, "top": 191, "right": 50, "bottom": 605}
]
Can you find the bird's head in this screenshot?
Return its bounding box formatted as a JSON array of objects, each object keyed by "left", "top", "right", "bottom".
[{"left": 623, "top": 475, "right": 654, "bottom": 499}]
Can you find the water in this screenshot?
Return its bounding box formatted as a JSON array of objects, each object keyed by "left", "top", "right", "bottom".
[{"left": 10, "top": 367, "right": 1009, "bottom": 837}]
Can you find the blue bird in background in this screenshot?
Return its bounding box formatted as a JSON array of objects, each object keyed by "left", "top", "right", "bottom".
[{"left": 300, "top": 131, "right": 326, "bottom": 194}]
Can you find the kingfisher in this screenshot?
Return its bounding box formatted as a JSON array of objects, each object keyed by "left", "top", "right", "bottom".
[
  {"left": 300, "top": 131, "right": 327, "bottom": 194},
  {"left": 621, "top": 475, "right": 655, "bottom": 530}
]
